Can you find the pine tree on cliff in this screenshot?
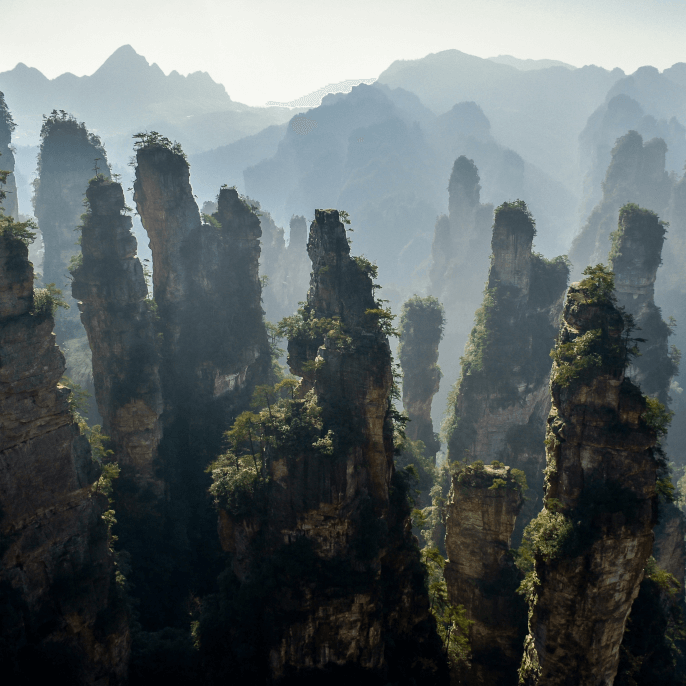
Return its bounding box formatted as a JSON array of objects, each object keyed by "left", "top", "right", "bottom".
[
  {"left": 398, "top": 295, "right": 445, "bottom": 462},
  {"left": 200, "top": 209, "right": 448, "bottom": 685},
  {"left": 519, "top": 265, "right": 663, "bottom": 686}
]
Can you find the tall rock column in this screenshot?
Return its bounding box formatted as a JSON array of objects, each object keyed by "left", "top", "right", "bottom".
[
  {"left": 133, "top": 139, "right": 271, "bottom": 628},
  {"left": 609, "top": 203, "right": 676, "bottom": 402},
  {"left": 398, "top": 295, "right": 444, "bottom": 461},
  {"left": 72, "top": 176, "right": 163, "bottom": 496},
  {"left": 444, "top": 201, "right": 569, "bottom": 543},
  {"left": 0, "top": 229, "right": 128, "bottom": 683},
  {"left": 33, "top": 111, "right": 110, "bottom": 344},
  {"left": 444, "top": 463, "right": 526, "bottom": 686},
  {"left": 608, "top": 203, "right": 685, "bottom": 684},
  {"left": 520, "top": 266, "right": 659, "bottom": 686},
  {"left": 203, "top": 209, "right": 447, "bottom": 685},
  {"left": 0, "top": 91, "right": 18, "bottom": 219}
]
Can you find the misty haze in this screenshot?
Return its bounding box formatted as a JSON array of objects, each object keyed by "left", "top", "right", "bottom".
[{"left": 1, "top": 2, "right": 686, "bottom": 684}]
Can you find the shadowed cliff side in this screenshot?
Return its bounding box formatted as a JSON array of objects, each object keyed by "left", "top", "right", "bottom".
[
  {"left": 607, "top": 204, "right": 686, "bottom": 685},
  {"left": 0, "top": 92, "right": 18, "bottom": 219},
  {"left": 444, "top": 200, "right": 569, "bottom": 544},
  {"left": 444, "top": 462, "right": 526, "bottom": 686},
  {"left": 519, "top": 265, "right": 659, "bottom": 686},
  {"left": 0, "top": 227, "right": 129, "bottom": 684},
  {"left": 398, "top": 295, "right": 445, "bottom": 462},
  {"left": 200, "top": 209, "right": 448, "bottom": 685},
  {"left": 71, "top": 176, "right": 167, "bottom": 633},
  {"left": 132, "top": 136, "right": 272, "bottom": 628},
  {"left": 569, "top": 131, "right": 672, "bottom": 278}
]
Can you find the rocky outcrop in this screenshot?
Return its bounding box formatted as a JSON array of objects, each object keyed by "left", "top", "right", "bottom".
[
  {"left": 33, "top": 111, "right": 110, "bottom": 345},
  {"left": 398, "top": 295, "right": 444, "bottom": 460},
  {"left": 520, "top": 267, "right": 659, "bottom": 686},
  {"left": 0, "top": 91, "right": 18, "bottom": 219},
  {"left": 570, "top": 130, "right": 672, "bottom": 277},
  {"left": 203, "top": 209, "right": 447, "bottom": 685},
  {"left": 0, "top": 231, "right": 128, "bottom": 683},
  {"left": 444, "top": 463, "right": 526, "bottom": 686},
  {"left": 444, "top": 201, "right": 569, "bottom": 543}
]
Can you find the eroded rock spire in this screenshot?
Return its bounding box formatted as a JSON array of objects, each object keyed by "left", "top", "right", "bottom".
[{"left": 520, "top": 266, "right": 659, "bottom": 686}]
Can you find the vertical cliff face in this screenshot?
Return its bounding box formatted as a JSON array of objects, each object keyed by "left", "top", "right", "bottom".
[
  {"left": 444, "top": 201, "right": 569, "bottom": 543},
  {"left": 398, "top": 295, "right": 444, "bottom": 460},
  {"left": 72, "top": 177, "right": 163, "bottom": 497},
  {"left": 570, "top": 131, "right": 672, "bottom": 277},
  {"left": 520, "top": 267, "right": 658, "bottom": 686},
  {"left": 0, "top": 92, "right": 18, "bottom": 219},
  {"left": 33, "top": 111, "right": 110, "bottom": 345},
  {"left": 204, "top": 209, "right": 447, "bottom": 685},
  {"left": 607, "top": 203, "right": 686, "bottom": 685},
  {"left": 0, "top": 231, "right": 128, "bottom": 683},
  {"left": 444, "top": 463, "right": 526, "bottom": 685}
]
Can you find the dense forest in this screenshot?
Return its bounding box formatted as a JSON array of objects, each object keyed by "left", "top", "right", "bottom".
[{"left": 2, "top": 41, "right": 686, "bottom": 686}]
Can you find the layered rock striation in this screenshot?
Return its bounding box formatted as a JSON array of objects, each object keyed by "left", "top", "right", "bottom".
[
  {"left": 0, "top": 230, "right": 128, "bottom": 683},
  {"left": 444, "top": 200, "right": 569, "bottom": 543},
  {"left": 444, "top": 463, "right": 526, "bottom": 686},
  {"left": 398, "top": 295, "right": 444, "bottom": 461},
  {"left": 520, "top": 267, "right": 659, "bottom": 686},
  {"left": 203, "top": 209, "right": 447, "bottom": 684}
]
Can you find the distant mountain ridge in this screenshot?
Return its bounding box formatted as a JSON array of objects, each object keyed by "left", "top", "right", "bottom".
[
  {"left": 487, "top": 54, "right": 576, "bottom": 71},
  {"left": 266, "top": 78, "right": 377, "bottom": 108},
  {"left": 0, "top": 45, "right": 296, "bottom": 155}
]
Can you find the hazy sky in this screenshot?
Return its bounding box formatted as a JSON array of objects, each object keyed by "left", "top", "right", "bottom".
[{"left": 1, "top": 0, "right": 685, "bottom": 105}]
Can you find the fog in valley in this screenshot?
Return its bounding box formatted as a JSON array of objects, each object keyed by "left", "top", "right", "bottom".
[{"left": 1, "top": 2, "right": 686, "bottom": 684}]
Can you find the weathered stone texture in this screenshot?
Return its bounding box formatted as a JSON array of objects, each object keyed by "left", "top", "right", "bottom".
[
  {"left": 72, "top": 177, "right": 163, "bottom": 495},
  {"left": 216, "top": 209, "right": 447, "bottom": 684},
  {"left": 0, "top": 233, "right": 128, "bottom": 684},
  {"left": 521, "top": 276, "right": 658, "bottom": 686},
  {"left": 444, "top": 464, "right": 525, "bottom": 685}
]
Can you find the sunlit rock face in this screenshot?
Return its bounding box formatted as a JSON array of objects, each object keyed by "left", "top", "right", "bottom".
[
  {"left": 0, "top": 231, "right": 129, "bottom": 684},
  {"left": 444, "top": 201, "right": 569, "bottom": 544},
  {"left": 0, "top": 91, "right": 18, "bottom": 219},
  {"left": 209, "top": 209, "right": 448, "bottom": 685},
  {"left": 520, "top": 273, "right": 658, "bottom": 686},
  {"left": 398, "top": 295, "right": 444, "bottom": 461},
  {"left": 444, "top": 463, "right": 526, "bottom": 686}
]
